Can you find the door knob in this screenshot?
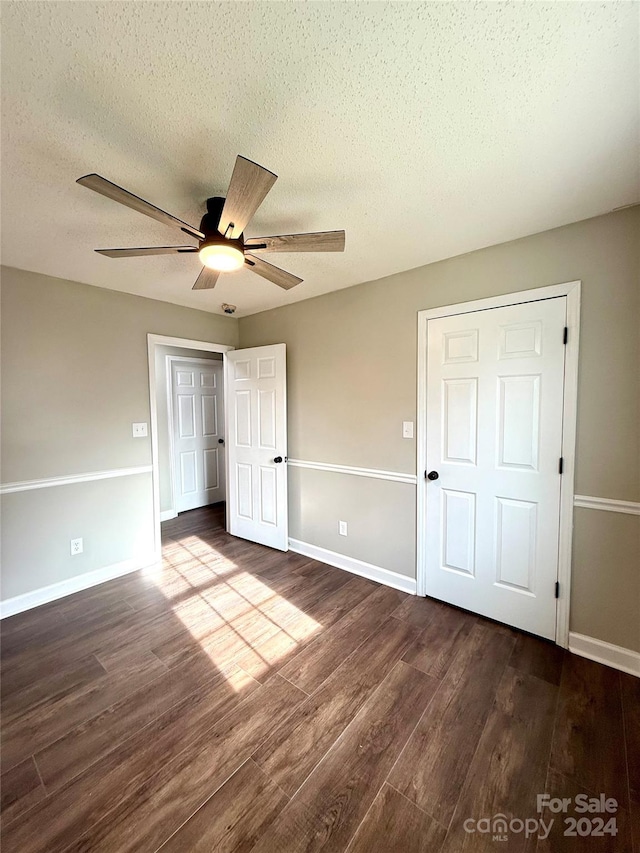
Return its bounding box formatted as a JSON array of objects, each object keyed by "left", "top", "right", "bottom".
[
  {"left": 427, "top": 470, "right": 439, "bottom": 481},
  {"left": 274, "top": 456, "right": 283, "bottom": 464},
  {"left": 218, "top": 438, "right": 224, "bottom": 444}
]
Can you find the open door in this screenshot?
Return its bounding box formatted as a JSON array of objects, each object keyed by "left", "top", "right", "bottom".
[{"left": 224, "top": 344, "right": 288, "bottom": 550}]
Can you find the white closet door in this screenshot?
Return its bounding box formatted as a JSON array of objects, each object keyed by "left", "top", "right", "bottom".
[{"left": 424, "top": 297, "right": 566, "bottom": 639}]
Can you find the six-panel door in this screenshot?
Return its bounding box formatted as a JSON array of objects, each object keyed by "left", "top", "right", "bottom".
[
  {"left": 225, "top": 344, "right": 288, "bottom": 551},
  {"left": 171, "top": 359, "right": 225, "bottom": 512},
  {"left": 425, "top": 298, "right": 566, "bottom": 639}
]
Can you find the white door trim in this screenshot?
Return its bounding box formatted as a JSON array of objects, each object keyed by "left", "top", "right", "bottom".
[
  {"left": 147, "top": 334, "right": 234, "bottom": 558},
  {"left": 416, "top": 281, "right": 581, "bottom": 648}
]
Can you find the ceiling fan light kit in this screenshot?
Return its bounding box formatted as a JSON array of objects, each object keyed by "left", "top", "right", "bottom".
[
  {"left": 199, "top": 240, "right": 245, "bottom": 272},
  {"left": 77, "top": 155, "right": 345, "bottom": 297},
  {"left": 197, "top": 195, "right": 245, "bottom": 271}
]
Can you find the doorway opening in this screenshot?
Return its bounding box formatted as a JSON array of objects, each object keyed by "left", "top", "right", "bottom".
[
  {"left": 148, "top": 335, "right": 290, "bottom": 559},
  {"left": 164, "top": 353, "right": 225, "bottom": 517},
  {"left": 147, "top": 334, "right": 234, "bottom": 559}
]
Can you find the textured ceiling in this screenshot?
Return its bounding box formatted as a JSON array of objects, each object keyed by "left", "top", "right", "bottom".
[{"left": 2, "top": 2, "right": 638, "bottom": 317}]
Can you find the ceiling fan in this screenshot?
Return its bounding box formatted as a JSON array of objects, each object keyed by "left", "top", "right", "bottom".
[{"left": 77, "top": 156, "right": 345, "bottom": 291}]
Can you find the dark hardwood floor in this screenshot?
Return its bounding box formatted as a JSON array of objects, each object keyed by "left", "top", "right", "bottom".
[{"left": 1, "top": 504, "right": 637, "bottom": 852}]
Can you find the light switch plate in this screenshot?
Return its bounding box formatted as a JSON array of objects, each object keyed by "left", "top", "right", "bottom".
[
  {"left": 339, "top": 521, "right": 348, "bottom": 536},
  {"left": 402, "top": 421, "right": 414, "bottom": 439},
  {"left": 132, "top": 422, "right": 148, "bottom": 438}
]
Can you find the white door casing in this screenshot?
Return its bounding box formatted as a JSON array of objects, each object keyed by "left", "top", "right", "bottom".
[
  {"left": 423, "top": 296, "right": 568, "bottom": 641},
  {"left": 225, "top": 344, "right": 288, "bottom": 551},
  {"left": 170, "top": 358, "right": 225, "bottom": 512}
]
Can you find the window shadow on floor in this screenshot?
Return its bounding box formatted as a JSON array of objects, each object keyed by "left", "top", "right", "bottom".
[{"left": 0, "top": 501, "right": 359, "bottom": 843}]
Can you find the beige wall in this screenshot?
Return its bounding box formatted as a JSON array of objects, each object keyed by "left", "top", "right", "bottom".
[
  {"left": 571, "top": 508, "right": 639, "bottom": 651},
  {"left": 2, "top": 207, "right": 638, "bottom": 653},
  {"left": 288, "top": 466, "right": 416, "bottom": 578},
  {"left": 1, "top": 266, "right": 238, "bottom": 601},
  {"left": 1, "top": 476, "right": 155, "bottom": 600},
  {"left": 240, "top": 207, "right": 640, "bottom": 652}
]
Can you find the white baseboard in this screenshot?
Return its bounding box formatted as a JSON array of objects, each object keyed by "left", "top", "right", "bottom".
[
  {"left": 0, "top": 553, "right": 160, "bottom": 619},
  {"left": 288, "top": 538, "right": 417, "bottom": 595},
  {"left": 160, "top": 509, "right": 178, "bottom": 522},
  {"left": 569, "top": 632, "right": 640, "bottom": 677}
]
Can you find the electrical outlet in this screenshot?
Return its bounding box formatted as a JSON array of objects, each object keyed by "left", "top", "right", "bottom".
[
  {"left": 402, "top": 421, "right": 414, "bottom": 439},
  {"left": 70, "top": 538, "right": 83, "bottom": 556},
  {"left": 132, "top": 422, "right": 148, "bottom": 438},
  {"left": 339, "top": 521, "right": 348, "bottom": 536}
]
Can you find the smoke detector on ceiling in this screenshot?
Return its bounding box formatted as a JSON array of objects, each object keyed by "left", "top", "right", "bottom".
[{"left": 221, "top": 303, "right": 237, "bottom": 315}]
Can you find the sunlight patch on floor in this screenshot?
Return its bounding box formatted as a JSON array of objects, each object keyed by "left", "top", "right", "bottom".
[{"left": 154, "top": 534, "right": 322, "bottom": 683}]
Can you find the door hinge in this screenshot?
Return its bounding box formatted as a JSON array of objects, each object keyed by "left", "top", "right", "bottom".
[
  {"left": 555, "top": 581, "right": 560, "bottom": 599},
  {"left": 563, "top": 326, "right": 568, "bottom": 345},
  {"left": 559, "top": 457, "right": 564, "bottom": 475}
]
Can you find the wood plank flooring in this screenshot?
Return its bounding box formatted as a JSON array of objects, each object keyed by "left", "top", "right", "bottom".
[{"left": 1, "top": 504, "right": 637, "bottom": 852}]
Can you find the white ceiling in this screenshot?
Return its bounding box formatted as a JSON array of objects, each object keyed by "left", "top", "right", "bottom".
[{"left": 2, "top": 2, "right": 638, "bottom": 318}]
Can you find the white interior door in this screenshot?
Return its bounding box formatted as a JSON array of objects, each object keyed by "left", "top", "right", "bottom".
[
  {"left": 171, "top": 359, "right": 225, "bottom": 513},
  {"left": 424, "top": 297, "right": 567, "bottom": 639},
  {"left": 225, "top": 344, "right": 288, "bottom": 550}
]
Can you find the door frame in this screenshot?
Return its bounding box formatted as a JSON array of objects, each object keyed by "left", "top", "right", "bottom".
[
  {"left": 416, "top": 281, "right": 581, "bottom": 647},
  {"left": 147, "top": 334, "right": 234, "bottom": 559},
  {"left": 165, "top": 355, "right": 226, "bottom": 518}
]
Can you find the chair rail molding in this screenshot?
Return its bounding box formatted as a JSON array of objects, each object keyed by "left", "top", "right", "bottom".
[
  {"left": 0, "top": 465, "right": 153, "bottom": 495},
  {"left": 573, "top": 495, "right": 640, "bottom": 515},
  {"left": 287, "top": 459, "right": 417, "bottom": 485}
]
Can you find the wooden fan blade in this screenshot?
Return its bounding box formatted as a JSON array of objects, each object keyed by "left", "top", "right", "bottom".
[
  {"left": 192, "top": 267, "right": 221, "bottom": 290},
  {"left": 218, "top": 156, "right": 277, "bottom": 239},
  {"left": 77, "top": 174, "right": 205, "bottom": 240},
  {"left": 245, "top": 253, "right": 302, "bottom": 290},
  {"left": 245, "top": 230, "right": 345, "bottom": 253},
  {"left": 95, "top": 246, "right": 198, "bottom": 258}
]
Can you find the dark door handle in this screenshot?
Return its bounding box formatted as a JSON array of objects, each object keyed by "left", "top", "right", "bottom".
[
  {"left": 427, "top": 470, "right": 439, "bottom": 481},
  {"left": 274, "top": 456, "right": 283, "bottom": 464},
  {"left": 218, "top": 438, "right": 224, "bottom": 444}
]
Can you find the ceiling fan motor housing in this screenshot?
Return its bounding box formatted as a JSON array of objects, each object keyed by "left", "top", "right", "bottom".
[{"left": 199, "top": 196, "right": 244, "bottom": 253}]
